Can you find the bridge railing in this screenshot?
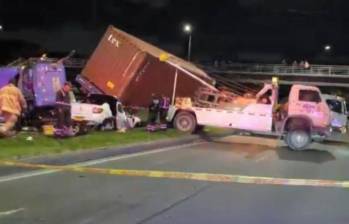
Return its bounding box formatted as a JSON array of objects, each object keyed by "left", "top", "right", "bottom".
[{"left": 203, "top": 63, "right": 349, "bottom": 77}]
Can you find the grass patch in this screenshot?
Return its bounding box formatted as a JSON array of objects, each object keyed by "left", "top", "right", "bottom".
[{"left": 0, "top": 128, "right": 186, "bottom": 160}]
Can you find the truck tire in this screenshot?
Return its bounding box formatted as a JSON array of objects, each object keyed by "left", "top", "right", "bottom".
[
  {"left": 174, "top": 112, "right": 197, "bottom": 133},
  {"left": 285, "top": 129, "right": 311, "bottom": 151}
]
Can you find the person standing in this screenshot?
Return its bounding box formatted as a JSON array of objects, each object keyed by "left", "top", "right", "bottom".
[
  {"left": 146, "top": 95, "right": 160, "bottom": 132},
  {"left": 55, "top": 82, "right": 73, "bottom": 131},
  {"left": 159, "top": 95, "right": 170, "bottom": 130},
  {"left": 0, "top": 77, "right": 27, "bottom": 137}
]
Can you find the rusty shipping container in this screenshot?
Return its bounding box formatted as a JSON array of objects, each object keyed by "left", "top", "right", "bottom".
[{"left": 82, "top": 25, "right": 215, "bottom": 107}]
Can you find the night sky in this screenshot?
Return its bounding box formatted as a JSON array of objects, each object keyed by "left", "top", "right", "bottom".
[{"left": 1, "top": 0, "right": 349, "bottom": 64}]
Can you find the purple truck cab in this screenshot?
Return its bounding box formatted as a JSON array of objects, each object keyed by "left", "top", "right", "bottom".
[
  {"left": 21, "top": 62, "right": 66, "bottom": 107},
  {"left": 0, "top": 67, "right": 19, "bottom": 89}
]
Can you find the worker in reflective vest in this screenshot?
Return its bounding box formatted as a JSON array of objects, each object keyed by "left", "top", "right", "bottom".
[{"left": 0, "top": 78, "right": 27, "bottom": 137}]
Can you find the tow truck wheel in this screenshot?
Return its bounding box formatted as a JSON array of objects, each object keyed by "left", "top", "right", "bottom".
[
  {"left": 286, "top": 129, "right": 311, "bottom": 151},
  {"left": 174, "top": 112, "right": 197, "bottom": 133}
]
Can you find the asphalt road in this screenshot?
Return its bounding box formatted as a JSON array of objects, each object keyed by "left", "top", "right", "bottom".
[{"left": 0, "top": 136, "right": 349, "bottom": 224}]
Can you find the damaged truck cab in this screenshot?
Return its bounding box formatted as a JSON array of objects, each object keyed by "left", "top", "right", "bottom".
[{"left": 167, "top": 83, "right": 331, "bottom": 151}]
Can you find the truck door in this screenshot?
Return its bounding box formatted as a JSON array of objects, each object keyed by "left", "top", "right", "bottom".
[{"left": 289, "top": 87, "right": 330, "bottom": 128}]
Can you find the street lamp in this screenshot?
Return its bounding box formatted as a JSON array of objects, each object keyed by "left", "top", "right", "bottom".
[
  {"left": 183, "top": 23, "right": 192, "bottom": 61},
  {"left": 324, "top": 44, "right": 332, "bottom": 52},
  {"left": 0, "top": 25, "right": 3, "bottom": 31}
]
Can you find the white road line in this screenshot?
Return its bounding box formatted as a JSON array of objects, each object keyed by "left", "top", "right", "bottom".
[
  {"left": 77, "top": 142, "right": 204, "bottom": 167},
  {"left": 0, "top": 208, "right": 25, "bottom": 217},
  {"left": 0, "top": 142, "right": 204, "bottom": 183},
  {"left": 0, "top": 170, "right": 59, "bottom": 183}
]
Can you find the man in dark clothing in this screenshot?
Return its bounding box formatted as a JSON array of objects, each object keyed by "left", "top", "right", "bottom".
[
  {"left": 56, "top": 82, "right": 72, "bottom": 129},
  {"left": 159, "top": 95, "right": 170, "bottom": 130},
  {"left": 146, "top": 95, "right": 160, "bottom": 132}
]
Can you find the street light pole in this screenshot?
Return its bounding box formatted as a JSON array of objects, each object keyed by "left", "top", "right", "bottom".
[
  {"left": 187, "top": 33, "right": 192, "bottom": 61},
  {"left": 183, "top": 23, "right": 192, "bottom": 61}
]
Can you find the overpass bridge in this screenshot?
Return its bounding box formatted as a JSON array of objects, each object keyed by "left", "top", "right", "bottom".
[{"left": 201, "top": 63, "right": 349, "bottom": 88}]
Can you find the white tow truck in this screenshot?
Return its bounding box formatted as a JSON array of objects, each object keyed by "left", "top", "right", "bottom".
[{"left": 167, "top": 81, "right": 332, "bottom": 151}]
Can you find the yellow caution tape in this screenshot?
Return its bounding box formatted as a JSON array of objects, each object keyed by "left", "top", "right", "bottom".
[{"left": 0, "top": 160, "right": 348, "bottom": 189}]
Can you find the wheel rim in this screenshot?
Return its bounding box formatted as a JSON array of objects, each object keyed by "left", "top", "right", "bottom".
[
  {"left": 290, "top": 131, "right": 309, "bottom": 149},
  {"left": 72, "top": 126, "right": 80, "bottom": 135},
  {"left": 178, "top": 117, "right": 192, "bottom": 132}
]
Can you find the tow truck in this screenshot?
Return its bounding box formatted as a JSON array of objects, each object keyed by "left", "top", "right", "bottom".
[{"left": 167, "top": 79, "right": 332, "bottom": 151}]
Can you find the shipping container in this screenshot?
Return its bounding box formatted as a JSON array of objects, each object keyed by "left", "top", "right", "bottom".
[{"left": 81, "top": 25, "right": 215, "bottom": 107}]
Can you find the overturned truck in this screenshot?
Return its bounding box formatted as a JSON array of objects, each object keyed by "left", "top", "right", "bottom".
[{"left": 79, "top": 25, "right": 216, "bottom": 107}]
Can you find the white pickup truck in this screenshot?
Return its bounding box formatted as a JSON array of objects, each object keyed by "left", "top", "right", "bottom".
[{"left": 167, "top": 83, "right": 332, "bottom": 151}]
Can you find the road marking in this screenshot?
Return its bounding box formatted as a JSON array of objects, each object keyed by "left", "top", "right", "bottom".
[
  {"left": 0, "top": 208, "right": 25, "bottom": 217},
  {"left": 77, "top": 142, "right": 204, "bottom": 167},
  {"left": 0, "top": 142, "right": 204, "bottom": 183},
  {"left": 0, "top": 160, "right": 349, "bottom": 189}
]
